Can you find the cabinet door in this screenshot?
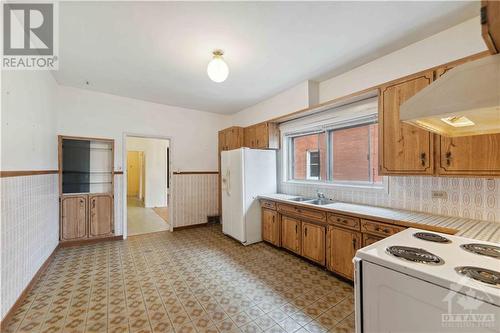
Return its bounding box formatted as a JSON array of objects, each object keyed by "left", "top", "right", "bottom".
[
  {"left": 437, "top": 135, "right": 500, "bottom": 176},
  {"left": 281, "top": 215, "right": 301, "bottom": 254},
  {"left": 262, "top": 208, "right": 279, "bottom": 246},
  {"left": 362, "top": 234, "right": 384, "bottom": 247},
  {"left": 255, "top": 123, "right": 269, "bottom": 148},
  {"left": 379, "top": 72, "right": 434, "bottom": 175},
  {"left": 244, "top": 125, "right": 256, "bottom": 148},
  {"left": 218, "top": 131, "right": 227, "bottom": 151},
  {"left": 227, "top": 127, "right": 244, "bottom": 150},
  {"left": 89, "top": 194, "right": 113, "bottom": 237},
  {"left": 301, "top": 222, "right": 325, "bottom": 265},
  {"left": 327, "top": 226, "right": 361, "bottom": 280},
  {"left": 61, "top": 195, "right": 87, "bottom": 240}
]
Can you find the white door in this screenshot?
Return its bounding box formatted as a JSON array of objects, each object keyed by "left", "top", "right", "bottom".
[{"left": 221, "top": 149, "right": 245, "bottom": 242}]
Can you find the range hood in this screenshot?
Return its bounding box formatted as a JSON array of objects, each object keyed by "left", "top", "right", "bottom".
[{"left": 400, "top": 54, "right": 500, "bottom": 137}]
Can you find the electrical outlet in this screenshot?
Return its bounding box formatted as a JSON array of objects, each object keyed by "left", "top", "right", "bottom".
[{"left": 431, "top": 191, "right": 448, "bottom": 200}]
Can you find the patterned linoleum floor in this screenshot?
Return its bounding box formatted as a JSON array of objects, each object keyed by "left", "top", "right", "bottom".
[{"left": 3, "top": 225, "right": 355, "bottom": 333}]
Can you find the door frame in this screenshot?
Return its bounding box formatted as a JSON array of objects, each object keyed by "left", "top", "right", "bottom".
[{"left": 123, "top": 133, "right": 173, "bottom": 238}]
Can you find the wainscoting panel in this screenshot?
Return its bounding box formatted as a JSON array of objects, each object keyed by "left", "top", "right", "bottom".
[
  {"left": 280, "top": 177, "right": 500, "bottom": 223},
  {"left": 171, "top": 173, "right": 218, "bottom": 228},
  {"left": 0, "top": 174, "right": 59, "bottom": 319}
]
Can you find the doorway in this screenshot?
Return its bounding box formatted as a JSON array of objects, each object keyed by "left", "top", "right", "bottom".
[{"left": 125, "top": 135, "right": 171, "bottom": 236}]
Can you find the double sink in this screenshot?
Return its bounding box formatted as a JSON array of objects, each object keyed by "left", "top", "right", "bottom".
[{"left": 289, "top": 196, "right": 335, "bottom": 206}]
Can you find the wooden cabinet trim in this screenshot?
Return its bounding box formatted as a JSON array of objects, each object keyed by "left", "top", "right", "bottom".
[
  {"left": 328, "top": 213, "right": 360, "bottom": 231},
  {"left": 277, "top": 203, "right": 327, "bottom": 223},
  {"left": 361, "top": 219, "right": 404, "bottom": 238}
]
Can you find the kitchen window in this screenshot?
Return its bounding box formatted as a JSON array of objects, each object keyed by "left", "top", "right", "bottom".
[{"left": 281, "top": 96, "right": 385, "bottom": 188}]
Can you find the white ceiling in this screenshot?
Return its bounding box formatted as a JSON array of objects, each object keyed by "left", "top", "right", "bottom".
[{"left": 54, "top": 1, "right": 478, "bottom": 114}]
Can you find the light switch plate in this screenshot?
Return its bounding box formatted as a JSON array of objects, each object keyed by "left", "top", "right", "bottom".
[{"left": 431, "top": 190, "right": 448, "bottom": 199}]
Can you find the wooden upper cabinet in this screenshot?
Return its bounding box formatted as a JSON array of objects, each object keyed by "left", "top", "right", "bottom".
[
  {"left": 262, "top": 208, "right": 280, "bottom": 246},
  {"left": 281, "top": 215, "right": 301, "bottom": 254},
  {"left": 327, "top": 226, "right": 361, "bottom": 280},
  {"left": 482, "top": 0, "right": 500, "bottom": 54},
  {"left": 437, "top": 135, "right": 500, "bottom": 176},
  {"left": 89, "top": 193, "right": 113, "bottom": 237},
  {"left": 219, "top": 127, "right": 244, "bottom": 151},
  {"left": 379, "top": 71, "right": 434, "bottom": 175},
  {"left": 61, "top": 195, "right": 87, "bottom": 241},
  {"left": 243, "top": 122, "right": 279, "bottom": 149},
  {"left": 244, "top": 126, "right": 257, "bottom": 148},
  {"left": 301, "top": 222, "right": 325, "bottom": 265},
  {"left": 434, "top": 64, "right": 500, "bottom": 177}
]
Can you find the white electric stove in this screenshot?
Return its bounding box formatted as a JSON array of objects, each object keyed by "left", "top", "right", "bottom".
[{"left": 354, "top": 228, "right": 500, "bottom": 333}]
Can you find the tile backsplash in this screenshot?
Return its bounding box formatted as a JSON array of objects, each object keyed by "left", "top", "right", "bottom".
[
  {"left": 1, "top": 174, "right": 59, "bottom": 319},
  {"left": 280, "top": 176, "right": 500, "bottom": 223}
]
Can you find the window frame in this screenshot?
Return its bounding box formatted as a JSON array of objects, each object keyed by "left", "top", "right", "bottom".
[
  {"left": 281, "top": 111, "right": 388, "bottom": 192},
  {"left": 306, "top": 149, "right": 320, "bottom": 180}
]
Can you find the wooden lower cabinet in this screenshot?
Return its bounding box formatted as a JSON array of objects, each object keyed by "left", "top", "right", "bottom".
[
  {"left": 89, "top": 194, "right": 114, "bottom": 237},
  {"left": 60, "top": 193, "right": 114, "bottom": 242},
  {"left": 301, "top": 222, "right": 326, "bottom": 265},
  {"left": 281, "top": 215, "right": 301, "bottom": 254},
  {"left": 327, "top": 226, "right": 361, "bottom": 280},
  {"left": 61, "top": 195, "right": 87, "bottom": 240},
  {"left": 362, "top": 233, "right": 384, "bottom": 247},
  {"left": 262, "top": 208, "right": 280, "bottom": 246}
]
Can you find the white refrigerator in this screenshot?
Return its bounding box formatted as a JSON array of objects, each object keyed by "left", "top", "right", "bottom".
[{"left": 220, "top": 148, "right": 277, "bottom": 245}]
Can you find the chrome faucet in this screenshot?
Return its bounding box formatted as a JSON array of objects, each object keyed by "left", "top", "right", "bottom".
[{"left": 317, "top": 190, "right": 325, "bottom": 199}]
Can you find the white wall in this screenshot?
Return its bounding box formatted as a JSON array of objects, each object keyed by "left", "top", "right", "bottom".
[
  {"left": 319, "top": 16, "right": 487, "bottom": 102},
  {"left": 231, "top": 17, "right": 488, "bottom": 125},
  {"left": 1, "top": 71, "right": 59, "bottom": 319},
  {"left": 231, "top": 81, "right": 313, "bottom": 127},
  {"left": 127, "top": 137, "right": 169, "bottom": 208},
  {"left": 1, "top": 71, "right": 58, "bottom": 170},
  {"left": 57, "top": 85, "right": 231, "bottom": 172}
]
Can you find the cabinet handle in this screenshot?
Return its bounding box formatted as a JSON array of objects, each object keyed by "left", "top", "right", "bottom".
[
  {"left": 352, "top": 238, "right": 356, "bottom": 250},
  {"left": 445, "top": 151, "right": 452, "bottom": 166},
  {"left": 305, "top": 227, "right": 308, "bottom": 237},
  {"left": 420, "top": 153, "right": 426, "bottom": 167},
  {"left": 92, "top": 199, "right": 96, "bottom": 209},
  {"left": 295, "top": 225, "right": 298, "bottom": 233},
  {"left": 272, "top": 215, "right": 275, "bottom": 223}
]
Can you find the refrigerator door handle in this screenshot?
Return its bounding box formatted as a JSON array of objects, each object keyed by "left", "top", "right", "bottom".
[{"left": 225, "top": 169, "right": 231, "bottom": 196}]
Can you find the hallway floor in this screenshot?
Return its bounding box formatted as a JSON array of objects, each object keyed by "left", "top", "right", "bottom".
[
  {"left": 4, "top": 225, "right": 354, "bottom": 333},
  {"left": 127, "top": 197, "right": 170, "bottom": 236}
]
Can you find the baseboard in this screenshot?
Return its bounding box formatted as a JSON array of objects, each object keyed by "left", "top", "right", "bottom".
[
  {"left": 0, "top": 243, "right": 60, "bottom": 331},
  {"left": 59, "top": 235, "right": 123, "bottom": 248},
  {"left": 173, "top": 222, "right": 209, "bottom": 231}
]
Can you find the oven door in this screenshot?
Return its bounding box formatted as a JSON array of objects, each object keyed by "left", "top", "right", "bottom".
[{"left": 360, "top": 261, "right": 500, "bottom": 332}]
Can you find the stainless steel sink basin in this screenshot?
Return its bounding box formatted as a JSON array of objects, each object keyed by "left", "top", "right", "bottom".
[
  {"left": 308, "top": 198, "right": 335, "bottom": 205},
  {"left": 289, "top": 197, "right": 315, "bottom": 202}
]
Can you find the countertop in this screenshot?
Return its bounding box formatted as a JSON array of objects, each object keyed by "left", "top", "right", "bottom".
[{"left": 259, "top": 193, "right": 500, "bottom": 243}]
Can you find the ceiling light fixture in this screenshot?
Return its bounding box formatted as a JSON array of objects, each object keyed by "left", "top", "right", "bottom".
[{"left": 207, "top": 49, "right": 229, "bottom": 83}]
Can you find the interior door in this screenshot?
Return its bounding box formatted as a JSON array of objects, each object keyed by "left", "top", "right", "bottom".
[
  {"left": 127, "top": 151, "right": 140, "bottom": 197},
  {"left": 281, "top": 215, "right": 301, "bottom": 254},
  {"left": 89, "top": 193, "right": 113, "bottom": 237}
]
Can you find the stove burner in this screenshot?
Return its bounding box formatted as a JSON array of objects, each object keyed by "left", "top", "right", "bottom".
[
  {"left": 386, "top": 246, "right": 444, "bottom": 265},
  {"left": 461, "top": 244, "right": 500, "bottom": 259},
  {"left": 413, "top": 232, "right": 451, "bottom": 243},
  {"left": 456, "top": 266, "right": 500, "bottom": 287}
]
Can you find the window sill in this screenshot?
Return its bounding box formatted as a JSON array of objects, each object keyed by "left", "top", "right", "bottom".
[{"left": 282, "top": 179, "right": 389, "bottom": 193}]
